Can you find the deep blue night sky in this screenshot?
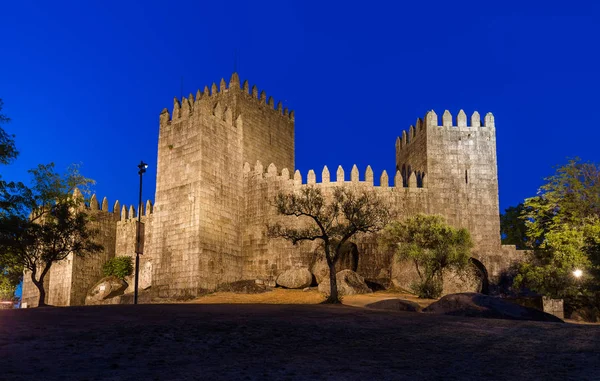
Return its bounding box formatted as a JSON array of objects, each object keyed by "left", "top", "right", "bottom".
[{"left": 1, "top": 1, "right": 599, "bottom": 213}]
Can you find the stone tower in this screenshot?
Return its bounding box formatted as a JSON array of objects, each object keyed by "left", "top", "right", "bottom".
[
  {"left": 149, "top": 73, "right": 295, "bottom": 297},
  {"left": 395, "top": 110, "right": 500, "bottom": 260}
]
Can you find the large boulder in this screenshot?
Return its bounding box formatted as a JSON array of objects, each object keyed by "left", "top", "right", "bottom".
[
  {"left": 318, "top": 270, "right": 372, "bottom": 296},
  {"left": 276, "top": 268, "right": 313, "bottom": 289},
  {"left": 310, "top": 258, "right": 330, "bottom": 285},
  {"left": 86, "top": 276, "right": 128, "bottom": 304},
  {"left": 310, "top": 242, "right": 359, "bottom": 284},
  {"left": 423, "top": 293, "right": 564, "bottom": 323}
]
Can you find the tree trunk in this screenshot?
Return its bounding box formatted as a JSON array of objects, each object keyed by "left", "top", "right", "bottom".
[
  {"left": 36, "top": 283, "right": 47, "bottom": 307},
  {"left": 324, "top": 252, "right": 340, "bottom": 304},
  {"left": 31, "top": 264, "right": 51, "bottom": 307}
]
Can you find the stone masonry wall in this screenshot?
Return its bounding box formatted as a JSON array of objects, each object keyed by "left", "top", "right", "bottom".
[
  {"left": 115, "top": 203, "right": 153, "bottom": 293},
  {"left": 69, "top": 201, "right": 119, "bottom": 305},
  {"left": 150, "top": 74, "right": 295, "bottom": 297},
  {"left": 150, "top": 87, "right": 244, "bottom": 297},
  {"left": 242, "top": 161, "right": 430, "bottom": 281},
  {"left": 395, "top": 117, "right": 428, "bottom": 187}
]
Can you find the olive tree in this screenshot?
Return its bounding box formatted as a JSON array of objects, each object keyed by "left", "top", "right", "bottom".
[{"left": 268, "top": 186, "right": 389, "bottom": 303}]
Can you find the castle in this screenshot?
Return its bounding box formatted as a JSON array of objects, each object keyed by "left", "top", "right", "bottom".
[{"left": 21, "top": 73, "right": 521, "bottom": 307}]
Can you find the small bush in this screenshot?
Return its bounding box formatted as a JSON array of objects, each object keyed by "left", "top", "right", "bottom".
[
  {"left": 411, "top": 278, "right": 443, "bottom": 299},
  {"left": 103, "top": 256, "right": 133, "bottom": 279}
]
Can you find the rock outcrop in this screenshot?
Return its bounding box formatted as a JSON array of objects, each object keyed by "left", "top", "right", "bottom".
[
  {"left": 318, "top": 270, "right": 372, "bottom": 296},
  {"left": 423, "top": 293, "right": 564, "bottom": 323},
  {"left": 365, "top": 299, "right": 421, "bottom": 312},
  {"left": 86, "top": 276, "right": 128, "bottom": 304},
  {"left": 276, "top": 268, "right": 313, "bottom": 289}
]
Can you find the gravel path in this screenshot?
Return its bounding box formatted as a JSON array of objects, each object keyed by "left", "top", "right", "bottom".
[{"left": 1, "top": 304, "right": 599, "bottom": 380}]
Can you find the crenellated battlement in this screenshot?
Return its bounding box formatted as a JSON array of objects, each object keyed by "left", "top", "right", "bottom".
[
  {"left": 243, "top": 161, "right": 425, "bottom": 189},
  {"left": 397, "top": 109, "right": 495, "bottom": 150},
  {"left": 71, "top": 189, "right": 154, "bottom": 223},
  {"left": 117, "top": 200, "right": 154, "bottom": 222},
  {"left": 160, "top": 73, "right": 294, "bottom": 124}
]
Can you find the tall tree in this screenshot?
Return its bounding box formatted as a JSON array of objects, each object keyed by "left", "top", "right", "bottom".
[
  {"left": 0, "top": 163, "right": 103, "bottom": 306},
  {"left": 380, "top": 214, "right": 473, "bottom": 298},
  {"left": 268, "top": 187, "right": 389, "bottom": 303},
  {"left": 0, "top": 99, "right": 18, "bottom": 165},
  {"left": 514, "top": 158, "right": 600, "bottom": 298},
  {"left": 500, "top": 203, "right": 529, "bottom": 250},
  {"left": 0, "top": 98, "right": 20, "bottom": 301}
]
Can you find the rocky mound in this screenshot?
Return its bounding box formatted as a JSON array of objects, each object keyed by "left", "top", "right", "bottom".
[
  {"left": 86, "top": 276, "right": 128, "bottom": 304},
  {"left": 276, "top": 268, "right": 313, "bottom": 289},
  {"left": 216, "top": 280, "right": 270, "bottom": 294},
  {"left": 424, "top": 293, "right": 564, "bottom": 323},
  {"left": 318, "top": 270, "right": 372, "bottom": 296},
  {"left": 365, "top": 299, "right": 421, "bottom": 312}
]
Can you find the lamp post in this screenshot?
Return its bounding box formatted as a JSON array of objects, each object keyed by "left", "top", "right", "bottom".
[{"left": 134, "top": 160, "right": 148, "bottom": 305}]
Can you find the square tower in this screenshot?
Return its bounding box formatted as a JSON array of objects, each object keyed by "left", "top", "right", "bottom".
[
  {"left": 150, "top": 73, "right": 295, "bottom": 297},
  {"left": 395, "top": 110, "right": 501, "bottom": 258}
]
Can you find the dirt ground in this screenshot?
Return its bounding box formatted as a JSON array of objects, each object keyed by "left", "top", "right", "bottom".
[
  {"left": 2, "top": 291, "right": 599, "bottom": 380},
  {"left": 186, "top": 288, "right": 436, "bottom": 309}
]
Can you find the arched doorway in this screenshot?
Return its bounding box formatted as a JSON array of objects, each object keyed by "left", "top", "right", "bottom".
[{"left": 469, "top": 257, "right": 490, "bottom": 295}]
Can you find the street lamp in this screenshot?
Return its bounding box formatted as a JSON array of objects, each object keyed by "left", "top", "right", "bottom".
[
  {"left": 573, "top": 269, "right": 583, "bottom": 279},
  {"left": 134, "top": 160, "right": 148, "bottom": 305}
]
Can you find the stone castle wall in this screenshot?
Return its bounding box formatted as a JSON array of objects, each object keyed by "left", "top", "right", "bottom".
[
  {"left": 242, "top": 161, "right": 429, "bottom": 281},
  {"left": 22, "top": 73, "right": 524, "bottom": 306}
]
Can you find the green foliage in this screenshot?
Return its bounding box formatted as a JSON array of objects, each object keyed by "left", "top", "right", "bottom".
[
  {"left": 410, "top": 278, "right": 443, "bottom": 299},
  {"left": 268, "top": 186, "right": 389, "bottom": 303},
  {"left": 500, "top": 203, "right": 528, "bottom": 249},
  {"left": 0, "top": 163, "right": 103, "bottom": 306},
  {"left": 103, "top": 256, "right": 133, "bottom": 279},
  {"left": 0, "top": 99, "right": 18, "bottom": 165},
  {"left": 0, "top": 248, "right": 23, "bottom": 300},
  {"left": 0, "top": 276, "right": 17, "bottom": 301},
  {"left": 514, "top": 158, "right": 600, "bottom": 299},
  {"left": 380, "top": 214, "right": 473, "bottom": 298}
]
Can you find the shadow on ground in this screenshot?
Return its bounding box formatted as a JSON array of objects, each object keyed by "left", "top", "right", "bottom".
[{"left": 1, "top": 304, "right": 599, "bottom": 380}]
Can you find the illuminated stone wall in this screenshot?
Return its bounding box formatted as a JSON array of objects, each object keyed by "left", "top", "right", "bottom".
[{"left": 25, "top": 74, "right": 523, "bottom": 305}]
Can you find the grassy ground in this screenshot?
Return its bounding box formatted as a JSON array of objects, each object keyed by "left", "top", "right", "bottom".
[{"left": 1, "top": 291, "right": 599, "bottom": 380}]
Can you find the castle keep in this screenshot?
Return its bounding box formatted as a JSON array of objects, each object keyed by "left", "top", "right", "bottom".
[{"left": 22, "top": 73, "right": 521, "bottom": 306}]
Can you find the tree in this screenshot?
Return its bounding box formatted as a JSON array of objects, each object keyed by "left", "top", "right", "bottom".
[
  {"left": 0, "top": 163, "right": 103, "bottom": 307},
  {"left": 0, "top": 98, "right": 21, "bottom": 301},
  {"left": 380, "top": 214, "right": 473, "bottom": 298},
  {"left": 268, "top": 186, "right": 389, "bottom": 303},
  {"left": 500, "top": 203, "right": 529, "bottom": 249},
  {"left": 514, "top": 158, "right": 600, "bottom": 298},
  {"left": 0, "top": 99, "right": 18, "bottom": 165}
]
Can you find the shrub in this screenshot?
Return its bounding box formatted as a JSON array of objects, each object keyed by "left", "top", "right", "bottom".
[
  {"left": 380, "top": 214, "right": 473, "bottom": 299},
  {"left": 411, "top": 278, "right": 444, "bottom": 299},
  {"left": 103, "top": 256, "right": 133, "bottom": 279}
]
